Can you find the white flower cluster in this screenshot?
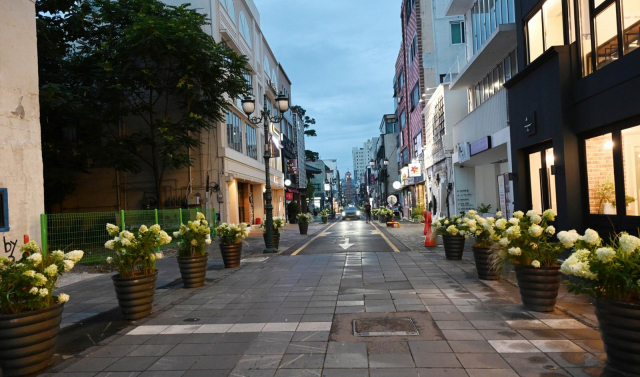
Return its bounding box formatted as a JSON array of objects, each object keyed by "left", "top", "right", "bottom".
[
  {"left": 106, "top": 223, "right": 120, "bottom": 236},
  {"left": 508, "top": 247, "right": 521, "bottom": 256},
  {"left": 595, "top": 247, "right": 616, "bottom": 263},
  {"left": 557, "top": 230, "right": 581, "bottom": 248},
  {"left": 446, "top": 225, "right": 459, "bottom": 235},
  {"left": 542, "top": 209, "right": 556, "bottom": 222},
  {"left": 64, "top": 250, "right": 84, "bottom": 263},
  {"left": 619, "top": 233, "right": 640, "bottom": 254},
  {"left": 581, "top": 229, "right": 601, "bottom": 246},
  {"left": 513, "top": 211, "right": 524, "bottom": 219},
  {"left": 561, "top": 249, "right": 598, "bottom": 280},
  {"left": 51, "top": 250, "right": 65, "bottom": 261},
  {"left": 528, "top": 224, "right": 543, "bottom": 238},
  {"left": 57, "top": 293, "right": 70, "bottom": 303},
  {"left": 505, "top": 225, "right": 521, "bottom": 239},
  {"left": 531, "top": 260, "right": 541, "bottom": 268},
  {"left": 44, "top": 264, "right": 58, "bottom": 277},
  {"left": 27, "top": 253, "right": 42, "bottom": 266}
]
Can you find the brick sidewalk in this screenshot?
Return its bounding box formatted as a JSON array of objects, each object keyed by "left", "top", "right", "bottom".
[{"left": 47, "top": 248, "right": 607, "bottom": 377}]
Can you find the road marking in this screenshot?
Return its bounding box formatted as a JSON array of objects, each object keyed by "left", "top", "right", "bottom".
[
  {"left": 370, "top": 221, "right": 400, "bottom": 252},
  {"left": 339, "top": 238, "right": 354, "bottom": 250},
  {"left": 291, "top": 221, "right": 339, "bottom": 255}
]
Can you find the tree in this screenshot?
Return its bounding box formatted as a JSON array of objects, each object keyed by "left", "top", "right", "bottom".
[
  {"left": 291, "top": 105, "right": 317, "bottom": 137},
  {"left": 38, "top": 0, "right": 249, "bottom": 209},
  {"left": 305, "top": 150, "right": 319, "bottom": 162}
]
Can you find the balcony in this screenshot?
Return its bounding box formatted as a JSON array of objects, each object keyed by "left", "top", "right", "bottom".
[
  {"left": 445, "top": 0, "right": 476, "bottom": 16},
  {"left": 449, "top": 23, "right": 516, "bottom": 90}
]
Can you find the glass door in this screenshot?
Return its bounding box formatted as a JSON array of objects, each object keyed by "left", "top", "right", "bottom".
[{"left": 526, "top": 144, "right": 556, "bottom": 214}]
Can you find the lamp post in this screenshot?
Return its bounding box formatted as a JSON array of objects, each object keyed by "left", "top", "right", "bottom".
[{"left": 242, "top": 92, "right": 290, "bottom": 254}]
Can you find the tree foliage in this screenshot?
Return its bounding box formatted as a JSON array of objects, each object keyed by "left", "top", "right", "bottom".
[
  {"left": 305, "top": 150, "right": 320, "bottom": 162},
  {"left": 291, "top": 105, "right": 317, "bottom": 137},
  {"left": 37, "top": 0, "right": 249, "bottom": 209}
]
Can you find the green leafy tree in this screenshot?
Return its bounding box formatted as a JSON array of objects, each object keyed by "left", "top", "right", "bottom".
[
  {"left": 305, "top": 150, "right": 320, "bottom": 162},
  {"left": 37, "top": 0, "right": 249, "bottom": 208},
  {"left": 291, "top": 105, "right": 317, "bottom": 137}
]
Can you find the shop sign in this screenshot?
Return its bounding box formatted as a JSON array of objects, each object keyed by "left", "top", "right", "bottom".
[
  {"left": 285, "top": 192, "right": 293, "bottom": 201},
  {"left": 403, "top": 177, "right": 415, "bottom": 186},
  {"left": 286, "top": 159, "right": 298, "bottom": 174},
  {"left": 409, "top": 163, "right": 421, "bottom": 177},
  {"left": 455, "top": 188, "right": 474, "bottom": 213},
  {"left": 401, "top": 167, "right": 409, "bottom": 181},
  {"left": 458, "top": 142, "right": 471, "bottom": 163},
  {"left": 470, "top": 136, "right": 491, "bottom": 156},
  {"left": 524, "top": 111, "right": 537, "bottom": 136},
  {"left": 497, "top": 173, "right": 512, "bottom": 218}
]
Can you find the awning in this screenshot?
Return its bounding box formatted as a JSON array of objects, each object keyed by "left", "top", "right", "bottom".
[
  {"left": 286, "top": 189, "right": 299, "bottom": 193},
  {"left": 305, "top": 164, "right": 323, "bottom": 174}
]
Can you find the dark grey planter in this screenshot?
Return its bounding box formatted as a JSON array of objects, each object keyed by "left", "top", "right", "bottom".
[
  {"left": 594, "top": 298, "right": 640, "bottom": 376},
  {"left": 0, "top": 302, "right": 64, "bottom": 376},
  {"left": 321, "top": 217, "right": 328, "bottom": 224},
  {"left": 112, "top": 271, "right": 157, "bottom": 320},
  {"left": 379, "top": 215, "right": 385, "bottom": 223},
  {"left": 472, "top": 245, "right": 499, "bottom": 280},
  {"left": 442, "top": 235, "right": 465, "bottom": 260},
  {"left": 514, "top": 264, "right": 561, "bottom": 312},
  {"left": 299, "top": 223, "right": 309, "bottom": 234},
  {"left": 177, "top": 253, "right": 208, "bottom": 288},
  {"left": 263, "top": 232, "right": 281, "bottom": 250},
  {"left": 220, "top": 243, "right": 242, "bottom": 268}
]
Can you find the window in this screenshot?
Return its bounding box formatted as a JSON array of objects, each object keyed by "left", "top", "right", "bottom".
[
  {"left": 0, "top": 188, "right": 8, "bottom": 232},
  {"left": 451, "top": 21, "right": 465, "bottom": 44},
  {"left": 226, "top": 110, "right": 242, "bottom": 153},
  {"left": 411, "top": 84, "right": 420, "bottom": 109},
  {"left": 622, "top": 0, "right": 640, "bottom": 54},
  {"left": 238, "top": 12, "right": 252, "bottom": 47},
  {"left": 621, "top": 126, "right": 640, "bottom": 216},
  {"left": 399, "top": 110, "right": 406, "bottom": 130},
  {"left": 472, "top": 0, "right": 515, "bottom": 53},
  {"left": 396, "top": 70, "right": 405, "bottom": 94},
  {"left": 219, "top": 0, "right": 235, "bottom": 23},
  {"left": 585, "top": 133, "right": 615, "bottom": 214},
  {"left": 527, "top": 10, "right": 545, "bottom": 62},
  {"left": 469, "top": 49, "right": 517, "bottom": 111},
  {"left": 245, "top": 123, "right": 257, "bottom": 160},
  {"left": 526, "top": 0, "right": 565, "bottom": 63},
  {"left": 405, "top": 0, "right": 415, "bottom": 20},
  {"left": 595, "top": 4, "right": 619, "bottom": 70},
  {"left": 527, "top": 146, "right": 556, "bottom": 215},
  {"left": 413, "top": 133, "right": 422, "bottom": 158},
  {"left": 409, "top": 34, "right": 418, "bottom": 65}
]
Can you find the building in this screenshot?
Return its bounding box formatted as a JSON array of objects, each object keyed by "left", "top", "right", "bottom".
[
  {"left": 0, "top": 0, "right": 44, "bottom": 258},
  {"left": 373, "top": 115, "right": 400, "bottom": 208},
  {"left": 352, "top": 147, "right": 366, "bottom": 185},
  {"left": 344, "top": 172, "right": 356, "bottom": 204},
  {"left": 444, "top": 0, "right": 519, "bottom": 218},
  {"left": 506, "top": 0, "right": 640, "bottom": 234},
  {"left": 57, "top": 0, "right": 295, "bottom": 225},
  {"left": 290, "top": 108, "right": 307, "bottom": 212}
]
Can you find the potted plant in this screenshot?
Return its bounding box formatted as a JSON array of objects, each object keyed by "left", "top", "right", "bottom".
[
  {"left": 0, "top": 242, "right": 83, "bottom": 376},
  {"left": 379, "top": 207, "right": 394, "bottom": 225},
  {"left": 173, "top": 212, "right": 212, "bottom": 288},
  {"left": 297, "top": 213, "right": 313, "bottom": 234},
  {"left": 320, "top": 209, "right": 330, "bottom": 224},
  {"left": 260, "top": 217, "right": 285, "bottom": 250},
  {"left": 215, "top": 223, "right": 250, "bottom": 268},
  {"left": 105, "top": 223, "right": 170, "bottom": 320},
  {"left": 433, "top": 215, "right": 470, "bottom": 260},
  {"left": 492, "top": 210, "right": 562, "bottom": 312},
  {"left": 561, "top": 230, "right": 640, "bottom": 375},
  {"left": 467, "top": 210, "right": 502, "bottom": 280},
  {"left": 287, "top": 201, "right": 300, "bottom": 224}
]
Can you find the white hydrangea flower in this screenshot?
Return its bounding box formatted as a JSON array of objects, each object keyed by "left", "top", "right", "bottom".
[
  {"left": 495, "top": 219, "right": 507, "bottom": 230},
  {"left": 446, "top": 225, "right": 459, "bottom": 235},
  {"left": 496, "top": 211, "right": 502, "bottom": 217},
  {"left": 27, "top": 253, "right": 43, "bottom": 266},
  {"left": 596, "top": 247, "right": 616, "bottom": 263},
  {"left": 173, "top": 231, "right": 180, "bottom": 238},
  {"left": 514, "top": 211, "right": 524, "bottom": 219},
  {"left": 23, "top": 270, "right": 36, "bottom": 277},
  {"left": 542, "top": 209, "right": 556, "bottom": 221},
  {"left": 63, "top": 260, "right": 75, "bottom": 272},
  {"left": 57, "top": 293, "right": 70, "bottom": 303},
  {"left": 105, "top": 240, "right": 115, "bottom": 250},
  {"left": 139, "top": 225, "right": 148, "bottom": 233},
  {"left": 582, "top": 229, "right": 601, "bottom": 246},
  {"left": 120, "top": 230, "right": 135, "bottom": 240},
  {"left": 106, "top": 223, "right": 120, "bottom": 236},
  {"left": 508, "top": 247, "right": 522, "bottom": 256},
  {"left": 506, "top": 225, "right": 521, "bottom": 239},
  {"left": 444, "top": 220, "right": 450, "bottom": 225},
  {"left": 508, "top": 218, "right": 519, "bottom": 225},
  {"left": 39, "top": 288, "right": 49, "bottom": 297},
  {"left": 51, "top": 250, "right": 65, "bottom": 261},
  {"left": 64, "top": 250, "right": 84, "bottom": 262},
  {"left": 29, "top": 287, "right": 39, "bottom": 295},
  {"left": 531, "top": 260, "right": 541, "bottom": 268},
  {"left": 34, "top": 273, "right": 48, "bottom": 286},
  {"left": 529, "top": 214, "right": 542, "bottom": 224},
  {"left": 150, "top": 224, "right": 161, "bottom": 234},
  {"left": 499, "top": 237, "right": 510, "bottom": 247},
  {"left": 545, "top": 226, "right": 556, "bottom": 235},
  {"left": 155, "top": 252, "right": 163, "bottom": 260},
  {"left": 529, "top": 224, "right": 543, "bottom": 238},
  {"left": 205, "top": 238, "right": 212, "bottom": 245},
  {"left": 619, "top": 233, "right": 640, "bottom": 254},
  {"left": 44, "top": 264, "right": 58, "bottom": 277},
  {"left": 197, "top": 212, "right": 206, "bottom": 220},
  {"left": 558, "top": 230, "right": 581, "bottom": 248},
  {"left": 106, "top": 257, "right": 113, "bottom": 264}
]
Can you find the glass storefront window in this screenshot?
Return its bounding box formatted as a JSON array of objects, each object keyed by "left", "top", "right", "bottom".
[
  {"left": 578, "top": 0, "right": 593, "bottom": 76},
  {"left": 546, "top": 149, "right": 557, "bottom": 214},
  {"left": 595, "top": 4, "right": 619, "bottom": 70},
  {"left": 622, "top": 0, "right": 640, "bottom": 54},
  {"left": 621, "top": 126, "right": 640, "bottom": 216},
  {"left": 543, "top": 0, "right": 564, "bottom": 48},
  {"left": 585, "top": 133, "right": 616, "bottom": 214},
  {"left": 529, "top": 152, "right": 543, "bottom": 214},
  {"left": 527, "top": 10, "right": 544, "bottom": 62}
]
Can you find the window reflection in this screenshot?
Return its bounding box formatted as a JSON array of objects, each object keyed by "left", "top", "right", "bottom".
[
  {"left": 585, "top": 133, "right": 616, "bottom": 214},
  {"left": 595, "top": 4, "right": 619, "bottom": 70},
  {"left": 621, "top": 126, "right": 640, "bottom": 216},
  {"left": 543, "top": 0, "right": 564, "bottom": 48}
]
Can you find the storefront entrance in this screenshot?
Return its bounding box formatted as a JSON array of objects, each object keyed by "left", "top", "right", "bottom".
[{"left": 526, "top": 143, "right": 557, "bottom": 215}]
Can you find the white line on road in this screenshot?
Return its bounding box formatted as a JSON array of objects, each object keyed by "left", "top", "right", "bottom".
[{"left": 339, "top": 238, "right": 354, "bottom": 250}]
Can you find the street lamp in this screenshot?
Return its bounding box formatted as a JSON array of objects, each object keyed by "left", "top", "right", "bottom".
[
  {"left": 242, "top": 92, "right": 290, "bottom": 253},
  {"left": 383, "top": 158, "right": 389, "bottom": 166},
  {"left": 369, "top": 159, "right": 375, "bottom": 167}
]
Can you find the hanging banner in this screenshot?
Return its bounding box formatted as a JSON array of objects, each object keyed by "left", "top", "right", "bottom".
[
  {"left": 401, "top": 167, "right": 409, "bottom": 181},
  {"left": 409, "top": 163, "right": 421, "bottom": 177}
]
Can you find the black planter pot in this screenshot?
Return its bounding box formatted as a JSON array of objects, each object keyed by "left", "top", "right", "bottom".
[
  {"left": 112, "top": 271, "right": 157, "bottom": 320},
  {"left": 594, "top": 298, "right": 640, "bottom": 375},
  {"left": 263, "top": 232, "right": 281, "bottom": 250},
  {"left": 514, "top": 264, "right": 561, "bottom": 312},
  {"left": 442, "top": 235, "right": 465, "bottom": 260},
  {"left": 299, "top": 223, "right": 309, "bottom": 234},
  {"left": 0, "top": 302, "right": 64, "bottom": 376},
  {"left": 472, "top": 245, "right": 499, "bottom": 280},
  {"left": 379, "top": 215, "right": 385, "bottom": 223},
  {"left": 220, "top": 243, "right": 242, "bottom": 268},
  {"left": 322, "top": 217, "right": 328, "bottom": 224},
  {"left": 385, "top": 215, "right": 394, "bottom": 226},
  {"left": 177, "top": 253, "right": 208, "bottom": 288}
]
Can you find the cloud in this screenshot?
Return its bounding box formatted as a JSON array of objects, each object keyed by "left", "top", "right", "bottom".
[{"left": 257, "top": 0, "right": 401, "bottom": 175}]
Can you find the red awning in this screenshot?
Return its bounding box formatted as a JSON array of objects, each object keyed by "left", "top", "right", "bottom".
[{"left": 286, "top": 189, "right": 299, "bottom": 193}]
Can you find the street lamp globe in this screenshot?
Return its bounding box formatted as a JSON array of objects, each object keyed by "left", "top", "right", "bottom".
[
  {"left": 241, "top": 97, "right": 255, "bottom": 115},
  {"left": 369, "top": 160, "right": 375, "bottom": 167},
  {"left": 276, "top": 93, "right": 290, "bottom": 112},
  {"left": 383, "top": 158, "right": 389, "bottom": 166},
  {"left": 392, "top": 181, "right": 402, "bottom": 190},
  {"left": 284, "top": 179, "right": 291, "bottom": 186}
]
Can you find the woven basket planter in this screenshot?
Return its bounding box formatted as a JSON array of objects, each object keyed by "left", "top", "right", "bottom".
[
  {"left": 442, "top": 235, "right": 465, "bottom": 260},
  {"left": 594, "top": 298, "right": 640, "bottom": 376},
  {"left": 177, "top": 253, "right": 208, "bottom": 288},
  {"left": 112, "top": 271, "right": 158, "bottom": 320},
  {"left": 472, "top": 245, "right": 499, "bottom": 280},
  {"left": 220, "top": 243, "right": 242, "bottom": 268},
  {"left": 514, "top": 264, "right": 561, "bottom": 312}
]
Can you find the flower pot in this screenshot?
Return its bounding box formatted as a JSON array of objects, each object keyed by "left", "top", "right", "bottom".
[
  {"left": 322, "top": 216, "right": 328, "bottom": 224},
  {"left": 177, "top": 253, "right": 208, "bottom": 288},
  {"left": 385, "top": 215, "right": 394, "bottom": 226},
  {"left": 472, "top": 245, "right": 499, "bottom": 280},
  {"left": 514, "top": 264, "right": 561, "bottom": 312},
  {"left": 263, "top": 232, "right": 281, "bottom": 250},
  {"left": 299, "top": 223, "right": 309, "bottom": 235},
  {"left": 594, "top": 298, "right": 640, "bottom": 375},
  {"left": 112, "top": 271, "right": 158, "bottom": 320},
  {"left": 379, "top": 215, "right": 385, "bottom": 223},
  {"left": 0, "top": 303, "right": 64, "bottom": 376},
  {"left": 442, "top": 235, "right": 465, "bottom": 260},
  {"left": 220, "top": 243, "right": 242, "bottom": 268}
]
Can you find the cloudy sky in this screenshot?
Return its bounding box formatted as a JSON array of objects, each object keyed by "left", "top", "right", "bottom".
[{"left": 257, "top": 0, "right": 402, "bottom": 175}]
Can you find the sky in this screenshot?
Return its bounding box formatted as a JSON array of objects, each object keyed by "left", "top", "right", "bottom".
[{"left": 257, "top": 0, "right": 402, "bottom": 176}]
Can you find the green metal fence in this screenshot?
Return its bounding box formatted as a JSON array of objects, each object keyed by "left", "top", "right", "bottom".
[{"left": 40, "top": 208, "right": 217, "bottom": 263}]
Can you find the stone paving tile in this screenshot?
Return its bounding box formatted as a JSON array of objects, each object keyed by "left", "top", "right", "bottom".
[
  {"left": 412, "top": 353, "right": 462, "bottom": 368},
  {"left": 369, "top": 353, "right": 415, "bottom": 368},
  {"left": 278, "top": 354, "right": 325, "bottom": 369},
  {"left": 323, "top": 353, "right": 368, "bottom": 369}
]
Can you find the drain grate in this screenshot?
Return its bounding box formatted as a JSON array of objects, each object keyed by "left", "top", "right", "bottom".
[{"left": 353, "top": 318, "right": 419, "bottom": 337}]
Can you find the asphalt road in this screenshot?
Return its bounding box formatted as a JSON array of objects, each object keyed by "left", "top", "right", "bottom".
[{"left": 283, "top": 217, "right": 409, "bottom": 255}]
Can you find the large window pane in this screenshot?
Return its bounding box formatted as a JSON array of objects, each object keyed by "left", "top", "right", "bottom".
[
  {"left": 622, "top": 0, "right": 640, "bottom": 54},
  {"left": 529, "top": 152, "right": 543, "bottom": 214},
  {"left": 578, "top": 0, "right": 593, "bottom": 76},
  {"left": 621, "top": 126, "right": 640, "bottom": 216},
  {"left": 528, "top": 10, "right": 545, "bottom": 62},
  {"left": 585, "top": 133, "right": 616, "bottom": 214},
  {"left": 546, "top": 148, "right": 557, "bottom": 214},
  {"left": 595, "top": 4, "right": 619, "bottom": 70},
  {"left": 543, "top": 0, "right": 564, "bottom": 48},
  {"left": 567, "top": 0, "right": 576, "bottom": 43}
]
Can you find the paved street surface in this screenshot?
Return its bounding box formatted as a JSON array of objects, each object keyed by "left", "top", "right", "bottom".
[{"left": 44, "top": 219, "right": 608, "bottom": 377}]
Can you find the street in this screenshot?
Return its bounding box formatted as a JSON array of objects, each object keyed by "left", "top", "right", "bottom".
[{"left": 285, "top": 218, "right": 408, "bottom": 255}]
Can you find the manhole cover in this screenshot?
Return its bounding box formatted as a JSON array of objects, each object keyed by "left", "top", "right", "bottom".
[{"left": 353, "top": 318, "right": 419, "bottom": 337}]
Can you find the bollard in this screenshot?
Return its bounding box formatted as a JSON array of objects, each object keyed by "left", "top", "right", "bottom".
[{"left": 424, "top": 210, "right": 436, "bottom": 247}]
